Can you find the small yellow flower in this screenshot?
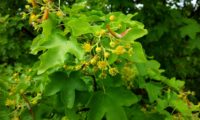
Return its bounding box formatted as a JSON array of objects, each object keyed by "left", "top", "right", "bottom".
[
  {"left": 109, "top": 15, "right": 115, "bottom": 21},
  {"left": 100, "top": 29, "right": 106, "bottom": 35},
  {"left": 113, "top": 46, "right": 126, "bottom": 55},
  {"left": 104, "top": 52, "right": 110, "bottom": 58},
  {"left": 95, "top": 47, "right": 102, "bottom": 53},
  {"left": 83, "top": 43, "right": 92, "bottom": 52},
  {"left": 121, "top": 66, "right": 135, "bottom": 81},
  {"left": 97, "top": 61, "right": 107, "bottom": 70},
  {"left": 29, "top": 13, "right": 37, "bottom": 23},
  {"left": 75, "top": 65, "right": 82, "bottom": 70},
  {"left": 109, "top": 67, "right": 118, "bottom": 76},
  {"left": 90, "top": 56, "right": 99, "bottom": 65},
  {"left": 56, "top": 11, "right": 64, "bottom": 17},
  {"left": 95, "top": 29, "right": 106, "bottom": 36},
  {"left": 5, "top": 99, "right": 15, "bottom": 106}
]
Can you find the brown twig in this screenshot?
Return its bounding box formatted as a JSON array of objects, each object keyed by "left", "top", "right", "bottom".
[{"left": 21, "top": 93, "right": 35, "bottom": 120}]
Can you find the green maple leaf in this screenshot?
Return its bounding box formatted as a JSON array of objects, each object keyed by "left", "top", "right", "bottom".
[
  {"left": 67, "top": 17, "right": 93, "bottom": 36},
  {"left": 35, "top": 33, "right": 84, "bottom": 74},
  {"left": 44, "top": 71, "right": 87, "bottom": 109},
  {"left": 31, "top": 15, "right": 85, "bottom": 74},
  {"left": 163, "top": 77, "right": 184, "bottom": 91},
  {"left": 143, "top": 83, "right": 163, "bottom": 103},
  {"left": 60, "top": 72, "right": 87, "bottom": 109},
  {"left": 31, "top": 32, "right": 84, "bottom": 75},
  {"left": 131, "top": 42, "right": 147, "bottom": 63},
  {"left": 170, "top": 99, "right": 191, "bottom": 116},
  {"left": 180, "top": 18, "right": 200, "bottom": 39},
  {"left": 44, "top": 71, "right": 67, "bottom": 96},
  {"left": 87, "top": 87, "right": 139, "bottom": 120}
]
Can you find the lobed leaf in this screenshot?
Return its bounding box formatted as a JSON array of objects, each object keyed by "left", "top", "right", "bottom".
[
  {"left": 44, "top": 71, "right": 67, "bottom": 96},
  {"left": 143, "top": 83, "right": 163, "bottom": 103},
  {"left": 87, "top": 92, "right": 128, "bottom": 120},
  {"left": 60, "top": 72, "right": 87, "bottom": 109}
]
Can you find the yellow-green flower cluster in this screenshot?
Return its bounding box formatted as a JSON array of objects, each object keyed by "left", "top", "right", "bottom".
[{"left": 83, "top": 43, "right": 92, "bottom": 52}]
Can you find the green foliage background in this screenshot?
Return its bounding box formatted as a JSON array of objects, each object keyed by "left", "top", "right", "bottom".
[{"left": 0, "top": 0, "right": 200, "bottom": 120}]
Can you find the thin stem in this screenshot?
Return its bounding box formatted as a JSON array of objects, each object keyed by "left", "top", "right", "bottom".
[
  {"left": 59, "top": 0, "right": 61, "bottom": 9},
  {"left": 21, "top": 93, "right": 35, "bottom": 120}
]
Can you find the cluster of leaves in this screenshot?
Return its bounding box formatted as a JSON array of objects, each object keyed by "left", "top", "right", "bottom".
[
  {"left": 106, "top": 0, "right": 200, "bottom": 100},
  {"left": 0, "top": 14, "right": 33, "bottom": 63},
  {"left": 0, "top": 0, "right": 200, "bottom": 120}
]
